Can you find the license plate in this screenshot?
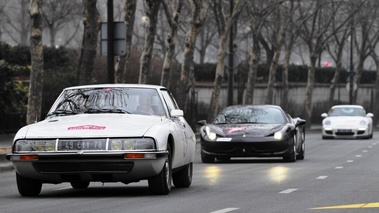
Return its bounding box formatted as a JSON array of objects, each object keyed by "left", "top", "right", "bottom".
[
  {"left": 337, "top": 129, "right": 352, "bottom": 133},
  {"left": 57, "top": 140, "right": 107, "bottom": 151}
]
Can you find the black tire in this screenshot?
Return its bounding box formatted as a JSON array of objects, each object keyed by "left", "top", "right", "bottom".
[
  {"left": 148, "top": 144, "right": 172, "bottom": 195},
  {"left": 296, "top": 142, "right": 305, "bottom": 160},
  {"left": 283, "top": 140, "right": 296, "bottom": 162},
  {"left": 16, "top": 173, "right": 42, "bottom": 197},
  {"left": 173, "top": 162, "right": 193, "bottom": 188},
  {"left": 70, "top": 181, "right": 90, "bottom": 189}
]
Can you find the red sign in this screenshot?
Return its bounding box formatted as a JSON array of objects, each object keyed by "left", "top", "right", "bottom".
[{"left": 68, "top": 125, "right": 106, "bottom": 130}]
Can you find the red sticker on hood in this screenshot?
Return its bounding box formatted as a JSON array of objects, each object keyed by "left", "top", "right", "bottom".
[
  {"left": 227, "top": 127, "right": 246, "bottom": 134},
  {"left": 68, "top": 125, "right": 106, "bottom": 130}
]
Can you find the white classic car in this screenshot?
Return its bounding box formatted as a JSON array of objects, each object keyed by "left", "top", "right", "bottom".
[
  {"left": 6, "top": 84, "right": 196, "bottom": 196},
  {"left": 321, "top": 105, "right": 374, "bottom": 139}
]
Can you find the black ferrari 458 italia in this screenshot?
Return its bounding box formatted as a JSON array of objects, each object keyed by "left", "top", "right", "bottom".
[{"left": 198, "top": 105, "right": 306, "bottom": 163}]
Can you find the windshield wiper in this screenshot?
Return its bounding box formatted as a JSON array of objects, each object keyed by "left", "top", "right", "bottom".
[
  {"left": 47, "top": 110, "right": 78, "bottom": 117},
  {"left": 84, "top": 108, "right": 130, "bottom": 114}
]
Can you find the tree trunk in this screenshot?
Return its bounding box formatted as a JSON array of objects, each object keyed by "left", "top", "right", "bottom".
[
  {"left": 328, "top": 61, "right": 342, "bottom": 108},
  {"left": 374, "top": 65, "right": 379, "bottom": 126},
  {"left": 303, "top": 55, "right": 317, "bottom": 129},
  {"left": 160, "top": 0, "right": 183, "bottom": 88},
  {"left": 77, "top": 0, "right": 101, "bottom": 84},
  {"left": 115, "top": 0, "right": 137, "bottom": 83},
  {"left": 138, "top": 0, "right": 161, "bottom": 84},
  {"left": 282, "top": 46, "right": 290, "bottom": 111},
  {"left": 27, "top": 0, "right": 43, "bottom": 124},
  {"left": 244, "top": 35, "right": 260, "bottom": 105},
  {"left": 265, "top": 50, "right": 280, "bottom": 104}
]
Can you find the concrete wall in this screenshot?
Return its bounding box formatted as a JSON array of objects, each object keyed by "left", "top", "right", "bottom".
[{"left": 196, "top": 83, "right": 374, "bottom": 111}]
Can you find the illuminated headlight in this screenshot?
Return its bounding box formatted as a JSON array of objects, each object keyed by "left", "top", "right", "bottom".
[
  {"left": 15, "top": 140, "right": 56, "bottom": 152},
  {"left": 109, "top": 138, "right": 156, "bottom": 150},
  {"left": 324, "top": 120, "right": 331, "bottom": 125},
  {"left": 205, "top": 126, "right": 217, "bottom": 141},
  {"left": 274, "top": 132, "right": 283, "bottom": 140}
]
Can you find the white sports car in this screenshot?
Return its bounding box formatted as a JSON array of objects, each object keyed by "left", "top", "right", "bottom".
[
  {"left": 6, "top": 84, "right": 196, "bottom": 196},
  {"left": 321, "top": 105, "right": 374, "bottom": 139}
]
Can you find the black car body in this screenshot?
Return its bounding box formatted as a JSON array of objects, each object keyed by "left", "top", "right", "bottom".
[{"left": 198, "top": 105, "right": 306, "bottom": 163}]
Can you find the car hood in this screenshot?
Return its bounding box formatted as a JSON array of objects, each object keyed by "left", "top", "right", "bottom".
[
  {"left": 324, "top": 116, "right": 368, "bottom": 126},
  {"left": 209, "top": 123, "right": 284, "bottom": 137},
  {"left": 16, "top": 114, "right": 164, "bottom": 139}
]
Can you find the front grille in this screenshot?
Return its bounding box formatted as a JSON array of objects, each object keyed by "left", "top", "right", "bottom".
[{"left": 33, "top": 162, "right": 133, "bottom": 173}]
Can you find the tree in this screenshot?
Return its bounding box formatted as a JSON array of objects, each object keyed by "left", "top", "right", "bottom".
[
  {"left": 160, "top": 0, "right": 183, "bottom": 88},
  {"left": 297, "top": 0, "right": 347, "bottom": 128},
  {"left": 139, "top": 0, "right": 162, "bottom": 84},
  {"left": 264, "top": 1, "right": 286, "bottom": 104},
  {"left": 77, "top": 0, "right": 101, "bottom": 84},
  {"left": 3, "top": 0, "right": 30, "bottom": 45},
  {"left": 352, "top": 0, "right": 379, "bottom": 104},
  {"left": 41, "top": 0, "right": 83, "bottom": 47},
  {"left": 325, "top": 1, "right": 351, "bottom": 108},
  {"left": 244, "top": 1, "right": 274, "bottom": 105},
  {"left": 179, "top": 0, "right": 209, "bottom": 115},
  {"left": 114, "top": 0, "right": 137, "bottom": 83},
  {"left": 208, "top": 0, "right": 246, "bottom": 121},
  {"left": 27, "top": 0, "right": 43, "bottom": 124}
]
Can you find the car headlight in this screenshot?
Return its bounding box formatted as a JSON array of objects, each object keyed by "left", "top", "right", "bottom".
[
  {"left": 205, "top": 126, "right": 217, "bottom": 141},
  {"left": 109, "top": 138, "right": 156, "bottom": 150},
  {"left": 274, "top": 132, "right": 283, "bottom": 140},
  {"left": 324, "top": 120, "right": 331, "bottom": 125},
  {"left": 360, "top": 120, "right": 367, "bottom": 126},
  {"left": 15, "top": 140, "right": 57, "bottom": 152}
]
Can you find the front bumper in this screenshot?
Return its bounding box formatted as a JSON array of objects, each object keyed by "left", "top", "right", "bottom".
[
  {"left": 200, "top": 138, "right": 293, "bottom": 158},
  {"left": 6, "top": 151, "right": 168, "bottom": 183},
  {"left": 322, "top": 126, "right": 370, "bottom": 139}
]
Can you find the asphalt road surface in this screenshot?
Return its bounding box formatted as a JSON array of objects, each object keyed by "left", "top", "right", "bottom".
[{"left": 1, "top": 131, "right": 379, "bottom": 213}]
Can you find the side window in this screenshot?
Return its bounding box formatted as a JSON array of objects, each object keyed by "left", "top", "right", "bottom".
[{"left": 161, "top": 90, "right": 179, "bottom": 113}]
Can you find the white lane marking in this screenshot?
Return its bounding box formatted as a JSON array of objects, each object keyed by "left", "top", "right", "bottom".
[
  {"left": 373, "top": 143, "right": 377, "bottom": 145},
  {"left": 335, "top": 166, "right": 343, "bottom": 169},
  {"left": 279, "top": 188, "right": 298, "bottom": 194},
  {"left": 316, "top": 176, "right": 328, "bottom": 179},
  {"left": 368, "top": 146, "right": 373, "bottom": 148},
  {"left": 362, "top": 150, "right": 368, "bottom": 153},
  {"left": 346, "top": 160, "right": 354, "bottom": 163},
  {"left": 356, "top": 155, "right": 362, "bottom": 158},
  {"left": 209, "top": 208, "right": 240, "bottom": 213}
]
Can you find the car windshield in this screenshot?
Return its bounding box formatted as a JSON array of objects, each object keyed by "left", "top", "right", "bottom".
[
  {"left": 328, "top": 107, "right": 365, "bottom": 117},
  {"left": 214, "top": 107, "right": 286, "bottom": 124},
  {"left": 47, "top": 87, "right": 166, "bottom": 117}
]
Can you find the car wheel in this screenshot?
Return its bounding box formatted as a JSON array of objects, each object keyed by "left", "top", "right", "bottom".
[
  {"left": 283, "top": 141, "right": 296, "bottom": 162},
  {"left": 16, "top": 173, "right": 42, "bottom": 197},
  {"left": 70, "top": 181, "right": 90, "bottom": 189},
  {"left": 173, "top": 162, "right": 193, "bottom": 188},
  {"left": 296, "top": 142, "right": 305, "bottom": 160},
  {"left": 148, "top": 144, "right": 172, "bottom": 195},
  {"left": 201, "top": 152, "right": 215, "bottom": 163}
]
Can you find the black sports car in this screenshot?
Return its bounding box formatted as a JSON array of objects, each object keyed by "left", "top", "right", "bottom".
[{"left": 198, "top": 105, "right": 306, "bottom": 163}]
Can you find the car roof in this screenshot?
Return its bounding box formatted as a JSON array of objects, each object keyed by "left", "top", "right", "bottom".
[
  {"left": 222, "top": 105, "right": 284, "bottom": 110},
  {"left": 331, "top": 105, "right": 364, "bottom": 109},
  {"left": 63, "top": 84, "right": 166, "bottom": 90}
]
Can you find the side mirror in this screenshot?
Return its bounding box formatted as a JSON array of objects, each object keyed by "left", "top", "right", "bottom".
[
  {"left": 321, "top": 113, "right": 328, "bottom": 118},
  {"left": 367, "top": 113, "right": 374, "bottom": 117},
  {"left": 294, "top": 118, "right": 306, "bottom": 127},
  {"left": 171, "top": 109, "right": 183, "bottom": 117}
]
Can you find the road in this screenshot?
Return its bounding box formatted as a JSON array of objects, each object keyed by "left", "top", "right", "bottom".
[{"left": 1, "top": 131, "right": 379, "bottom": 213}]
